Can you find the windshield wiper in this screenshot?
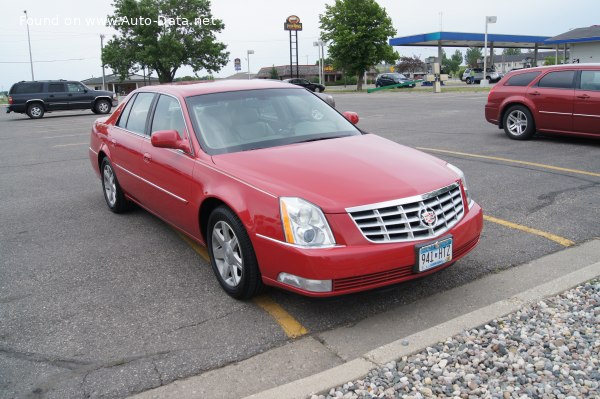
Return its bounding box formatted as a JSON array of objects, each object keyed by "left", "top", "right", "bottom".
[{"left": 293, "top": 135, "right": 347, "bottom": 144}]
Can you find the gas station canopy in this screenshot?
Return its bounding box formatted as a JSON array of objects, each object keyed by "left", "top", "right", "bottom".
[{"left": 389, "top": 31, "right": 554, "bottom": 49}]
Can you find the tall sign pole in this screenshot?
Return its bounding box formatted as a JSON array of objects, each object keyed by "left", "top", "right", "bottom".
[{"left": 284, "top": 15, "right": 302, "bottom": 79}]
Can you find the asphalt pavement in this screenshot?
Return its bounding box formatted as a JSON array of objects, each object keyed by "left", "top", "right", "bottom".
[{"left": 0, "top": 91, "right": 598, "bottom": 399}]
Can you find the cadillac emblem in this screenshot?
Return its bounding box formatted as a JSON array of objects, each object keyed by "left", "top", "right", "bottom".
[{"left": 420, "top": 207, "right": 437, "bottom": 227}]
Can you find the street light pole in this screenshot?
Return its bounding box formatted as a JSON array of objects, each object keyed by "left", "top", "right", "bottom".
[
  {"left": 482, "top": 16, "right": 497, "bottom": 86},
  {"left": 24, "top": 10, "right": 34, "bottom": 80},
  {"left": 100, "top": 34, "right": 106, "bottom": 91},
  {"left": 247, "top": 49, "right": 254, "bottom": 80},
  {"left": 313, "top": 40, "right": 325, "bottom": 85}
]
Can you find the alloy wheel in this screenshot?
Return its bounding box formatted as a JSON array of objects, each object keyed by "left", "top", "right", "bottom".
[
  {"left": 211, "top": 221, "right": 243, "bottom": 288},
  {"left": 103, "top": 164, "right": 117, "bottom": 207},
  {"left": 507, "top": 110, "right": 528, "bottom": 136}
]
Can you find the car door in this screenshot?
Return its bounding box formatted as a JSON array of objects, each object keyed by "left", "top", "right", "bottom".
[
  {"left": 66, "top": 82, "right": 93, "bottom": 110},
  {"left": 108, "top": 92, "right": 157, "bottom": 203},
  {"left": 45, "top": 82, "right": 70, "bottom": 111},
  {"left": 528, "top": 70, "right": 575, "bottom": 132},
  {"left": 573, "top": 69, "right": 600, "bottom": 135},
  {"left": 139, "top": 94, "right": 196, "bottom": 232}
]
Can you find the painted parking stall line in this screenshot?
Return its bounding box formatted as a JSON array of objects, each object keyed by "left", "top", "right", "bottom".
[
  {"left": 176, "top": 231, "right": 309, "bottom": 339},
  {"left": 417, "top": 147, "right": 600, "bottom": 178},
  {"left": 484, "top": 215, "right": 575, "bottom": 247},
  {"left": 52, "top": 142, "right": 89, "bottom": 148},
  {"left": 253, "top": 295, "right": 309, "bottom": 339}
]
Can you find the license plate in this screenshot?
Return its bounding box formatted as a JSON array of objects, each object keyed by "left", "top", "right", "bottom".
[{"left": 416, "top": 237, "right": 453, "bottom": 272}]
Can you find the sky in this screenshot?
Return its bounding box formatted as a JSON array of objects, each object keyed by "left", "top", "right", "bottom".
[{"left": 1, "top": 0, "right": 599, "bottom": 91}]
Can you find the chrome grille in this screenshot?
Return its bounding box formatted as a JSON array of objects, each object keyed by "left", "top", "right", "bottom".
[{"left": 347, "top": 183, "right": 465, "bottom": 243}]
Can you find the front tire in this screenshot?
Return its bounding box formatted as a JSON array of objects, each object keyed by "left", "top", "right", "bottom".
[
  {"left": 95, "top": 99, "right": 111, "bottom": 114},
  {"left": 100, "top": 158, "right": 131, "bottom": 213},
  {"left": 503, "top": 105, "right": 535, "bottom": 140},
  {"left": 27, "top": 103, "right": 44, "bottom": 119},
  {"left": 207, "top": 206, "right": 263, "bottom": 299}
]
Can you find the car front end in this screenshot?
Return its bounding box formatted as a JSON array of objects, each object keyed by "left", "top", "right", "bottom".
[
  {"left": 213, "top": 131, "right": 484, "bottom": 297},
  {"left": 254, "top": 183, "right": 483, "bottom": 297}
]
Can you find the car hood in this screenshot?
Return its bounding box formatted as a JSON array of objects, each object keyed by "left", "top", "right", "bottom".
[{"left": 211, "top": 134, "right": 460, "bottom": 213}]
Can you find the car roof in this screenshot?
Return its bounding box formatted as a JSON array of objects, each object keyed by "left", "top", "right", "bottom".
[
  {"left": 136, "top": 79, "right": 302, "bottom": 97},
  {"left": 512, "top": 63, "right": 600, "bottom": 73}
]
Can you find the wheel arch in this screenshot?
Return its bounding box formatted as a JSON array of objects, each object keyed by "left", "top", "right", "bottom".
[{"left": 498, "top": 100, "right": 536, "bottom": 129}]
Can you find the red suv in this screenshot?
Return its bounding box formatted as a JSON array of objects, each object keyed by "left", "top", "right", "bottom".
[{"left": 485, "top": 64, "right": 600, "bottom": 140}]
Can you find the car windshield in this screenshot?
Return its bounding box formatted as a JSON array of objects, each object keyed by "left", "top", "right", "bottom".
[{"left": 186, "top": 88, "right": 361, "bottom": 155}]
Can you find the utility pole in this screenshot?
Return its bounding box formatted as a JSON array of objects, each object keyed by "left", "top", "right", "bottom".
[
  {"left": 100, "top": 34, "right": 106, "bottom": 91},
  {"left": 24, "top": 10, "right": 34, "bottom": 80}
]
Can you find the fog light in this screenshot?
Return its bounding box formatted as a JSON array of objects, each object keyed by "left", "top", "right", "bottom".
[{"left": 277, "top": 273, "right": 332, "bottom": 292}]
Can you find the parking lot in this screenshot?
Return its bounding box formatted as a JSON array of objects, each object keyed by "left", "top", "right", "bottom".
[{"left": 1, "top": 91, "right": 599, "bottom": 399}]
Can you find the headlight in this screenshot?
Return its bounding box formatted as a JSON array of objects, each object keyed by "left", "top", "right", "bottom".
[
  {"left": 446, "top": 164, "right": 474, "bottom": 209},
  {"left": 280, "top": 197, "right": 335, "bottom": 247}
]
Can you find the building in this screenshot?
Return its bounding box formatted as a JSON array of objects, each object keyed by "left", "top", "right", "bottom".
[
  {"left": 492, "top": 51, "right": 569, "bottom": 72},
  {"left": 81, "top": 73, "right": 159, "bottom": 94},
  {"left": 546, "top": 25, "right": 600, "bottom": 63}
]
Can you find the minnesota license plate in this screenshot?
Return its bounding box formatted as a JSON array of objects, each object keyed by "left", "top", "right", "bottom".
[{"left": 416, "top": 237, "right": 453, "bottom": 272}]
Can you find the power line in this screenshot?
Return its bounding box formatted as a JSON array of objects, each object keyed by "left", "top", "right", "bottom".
[{"left": 0, "top": 58, "right": 97, "bottom": 64}]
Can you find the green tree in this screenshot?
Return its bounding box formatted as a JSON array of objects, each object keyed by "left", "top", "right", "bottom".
[
  {"left": 442, "top": 49, "right": 463, "bottom": 76},
  {"left": 465, "top": 47, "right": 483, "bottom": 68},
  {"left": 544, "top": 55, "right": 564, "bottom": 66},
  {"left": 396, "top": 55, "right": 425, "bottom": 74},
  {"left": 319, "top": 0, "right": 398, "bottom": 91},
  {"left": 102, "top": 0, "right": 229, "bottom": 83},
  {"left": 269, "top": 65, "right": 279, "bottom": 79},
  {"left": 502, "top": 48, "right": 522, "bottom": 56}
]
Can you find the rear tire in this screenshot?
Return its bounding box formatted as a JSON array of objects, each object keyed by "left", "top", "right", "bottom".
[
  {"left": 100, "top": 158, "right": 131, "bottom": 213},
  {"left": 26, "top": 103, "right": 44, "bottom": 119},
  {"left": 466, "top": 78, "right": 472, "bottom": 85},
  {"left": 502, "top": 105, "right": 535, "bottom": 140},
  {"left": 207, "top": 206, "right": 263, "bottom": 299},
  {"left": 95, "top": 99, "right": 111, "bottom": 114}
]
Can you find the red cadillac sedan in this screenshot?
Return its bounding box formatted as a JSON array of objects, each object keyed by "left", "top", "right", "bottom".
[
  {"left": 485, "top": 64, "right": 600, "bottom": 140},
  {"left": 89, "top": 80, "right": 483, "bottom": 299}
]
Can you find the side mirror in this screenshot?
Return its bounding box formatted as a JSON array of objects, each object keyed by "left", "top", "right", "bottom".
[
  {"left": 151, "top": 130, "right": 190, "bottom": 153},
  {"left": 342, "top": 111, "right": 359, "bottom": 125}
]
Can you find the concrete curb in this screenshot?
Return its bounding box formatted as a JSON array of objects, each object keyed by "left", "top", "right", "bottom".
[{"left": 244, "top": 260, "right": 600, "bottom": 399}]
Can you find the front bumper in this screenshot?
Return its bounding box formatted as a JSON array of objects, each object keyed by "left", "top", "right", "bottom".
[{"left": 254, "top": 203, "right": 483, "bottom": 297}]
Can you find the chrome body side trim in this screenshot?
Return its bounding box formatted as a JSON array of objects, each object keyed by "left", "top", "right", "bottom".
[{"left": 113, "top": 163, "right": 188, "bottom": 204}]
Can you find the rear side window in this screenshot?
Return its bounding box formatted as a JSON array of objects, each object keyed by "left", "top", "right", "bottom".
[
  {"left": 537, "top": 71, "right": 576, "bottom": 89},
  {"left": 10, "top": 83, "right": 44, "bottom": 94},
  {"left": 116, "top": 94, "right": 137, "bottom": 129},
  {"left": 48, "top": 83, "right": 65, "bottom": 93},
  {"left": 579, "top": 70, "right": 600, "bottom": 91},
  {"left": 125, "top": 92, "right": 155, "bottom": 135},
  {"left": 505, "top": 72, "right": 541, "bottom": 87}
]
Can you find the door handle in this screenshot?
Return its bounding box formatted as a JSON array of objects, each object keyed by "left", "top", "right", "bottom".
[
  {"left": 110, "top": 138, "right": 117, "bottom": 146},
  {"left": 529, "top": 91, "right": 540, "bottom": 96},
  {"left": 49, "top": 95, "right": 55, "bottom": 98},
  {"left": 577, "top": 94, "right": 590, "bottom": 99},
  {"left": 143, "top": 153, "right": 152, "bottom": 163}
]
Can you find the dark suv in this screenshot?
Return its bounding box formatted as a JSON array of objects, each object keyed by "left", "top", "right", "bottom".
[{"left": 7, "top": 80, "right": 118, "bottom": 119}]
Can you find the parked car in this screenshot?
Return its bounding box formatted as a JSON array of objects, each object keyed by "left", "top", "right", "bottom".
[
  {"left": 462, "top": 68, "right": 504, "bottom": 84},
  {"left": 283, "top": 78, "right": 325, "bottom": 92},
  {"left": 6, "top": 80, "right": 117, "bottom": 119},
  {"left": 485, "top": 64, "right": 600, "bottom": 140},
  {"left": 375, "top": 73, "right": 415, "bottom": 88},
  {"left": 89, "top": 80, "right": 483, "bottom": 299}
]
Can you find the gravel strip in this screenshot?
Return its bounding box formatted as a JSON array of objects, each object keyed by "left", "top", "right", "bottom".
[{"left": 312, "top": 280, "right": 599, "bottom": 399}]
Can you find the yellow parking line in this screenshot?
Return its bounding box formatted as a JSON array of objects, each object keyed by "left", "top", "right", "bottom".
[
  {"left": 417, "top": 147, "right": 600, "bottom": 177},
  {"left": 484, "top": 215, "right": 575, "bottom": 247},
  {"left": 176, "top": 232, "right": 210, "bottom": 262},
  {"left": 253, "top": 295, "right": 309, "bottom": 339},
  {"left": 176, "top": 231, "right": 309, "bottom": 338}
]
